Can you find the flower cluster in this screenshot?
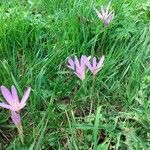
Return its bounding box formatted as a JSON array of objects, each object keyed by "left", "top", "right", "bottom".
[
  {"left": 0, "top": 1, "right": 114, "bottom": 145},
  {"left": 67, "top": 55, "right": 105, "bottom": 80},
  {"left": 94, "top": 1, "right": 114, "bottom": 26}
]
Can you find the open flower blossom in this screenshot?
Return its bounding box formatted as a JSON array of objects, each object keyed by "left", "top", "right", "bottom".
[
  {"left": 67, "top": 55, "right": 90, "bottom": 80},
  {"left": 94, "top": 1, "right": 114, "bottom": 26},
  {"left": 86, "top": 55, "right": 105, "bottom": 76},
  {"left": 0, "top": 85, "right": 31, "bottom": 112},
  {"left": 0, "top": 85, "right": 31, "bottom": 144}
]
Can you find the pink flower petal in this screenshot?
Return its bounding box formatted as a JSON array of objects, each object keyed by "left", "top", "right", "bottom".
[
  {"left": 68, "top": 58, "right": 75, "bottom": 70},
  {"left": 0, "top": 85, "right": 14, "bottom": 106},
  {"left": 82, "top": 55, "right": 88, "bottom": 63},
  {"left": 74, "top": 56, "right": 80, "bottom": 69},
  {"left": 0, "top": 102, "right": 14, "bottom": 110},
  {"left": 85, "top": 58, "right": 93, "bottom": 72},
  {"left": 20, "top": 87, "right": 31, "bottom": 106},
  {"left": 93, "top": 57, "right": 97, "bottom": 68},
  {"left": 81, "top": 55, "right": 87, "bottom": 71},
  {"left": 11, "top": 85, "right": 19, "bottom": 103}
]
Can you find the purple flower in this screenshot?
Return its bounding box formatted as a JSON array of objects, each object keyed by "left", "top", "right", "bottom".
[
  {"left": 67, "top": 55, "right": 89, "bottom": 80},
  {"left": 86, "top": 55, "right": 105, "bottom": 75},
  {"left": 0, "top": 85, "right": 31, "bottom": 112},
  {"left": 94, "top": 1, "right": 114, "bottom": 26}
]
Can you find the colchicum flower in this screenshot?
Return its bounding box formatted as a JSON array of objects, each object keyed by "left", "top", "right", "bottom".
[
  {"left": 67, "top": 55, "right": 89, "bottom": 81},
  {"left": 0, "top": 85, "right": 31, "bottom": 144},
  {"left": 94, "top": 1, "right": 114, "bottom": 26},
  {"left": 86, "top": 55, "right": 105, "bottom": 76},
  {"left": 0, "top": 85, "right": 31, "bottom": 112}
]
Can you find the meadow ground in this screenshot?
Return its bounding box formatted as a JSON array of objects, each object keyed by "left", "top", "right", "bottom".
[{"left": 0, "top": 0, "right": 150, "bottom": 149}]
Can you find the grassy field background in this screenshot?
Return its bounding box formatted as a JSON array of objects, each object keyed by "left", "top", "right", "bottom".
[{"left": 0, "top": 0, "right": 150, "bottom": 149}]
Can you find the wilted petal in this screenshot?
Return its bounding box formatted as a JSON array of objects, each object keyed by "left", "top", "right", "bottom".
[
  {"left": 11, "top": 111, "right": 21, "bottom": 126},
  {"left": 0, "top": 102, "right": 13, "bottom": 110},
  {"left": 0, "top": 85, "right": 14, "bottom": 106},
  {"left": 20, "top": 87, "right": 31, "bottom": 106},
  {"left": 11, "top": 85, "right": 19, "bottom": 103}
]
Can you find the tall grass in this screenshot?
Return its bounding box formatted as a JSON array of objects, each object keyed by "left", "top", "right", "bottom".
[{"left": 0, "top": 0, "right": 150, "bottom": 149}]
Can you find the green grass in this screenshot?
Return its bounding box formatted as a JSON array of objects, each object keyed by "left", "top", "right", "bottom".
[{"left": 0, "top": 0, "right": 150, "bottom": 149}]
